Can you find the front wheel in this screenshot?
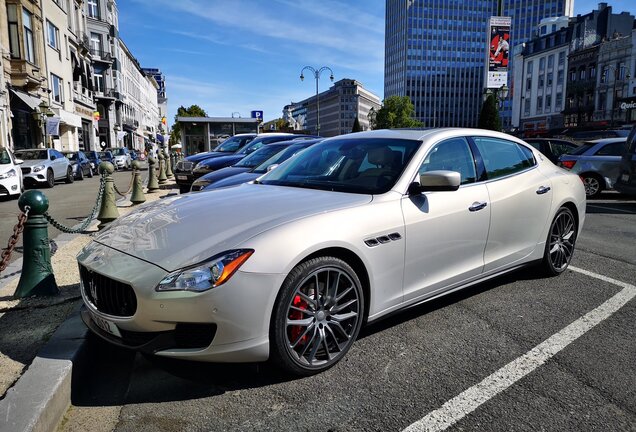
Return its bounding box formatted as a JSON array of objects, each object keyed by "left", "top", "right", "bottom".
[
  {"left": 46, "top": 169, "right": 55, "bottom": 188},
  {"left": 540, "top": 207, "right": 577, "bottom": 276},
  {"left": 65, "top": 166, "right": 74, "bottom": 184},
  {"left": 88, "top": 166, "right": 94, "bottom": 178},
  {"left": 77, "top": 166, "right": 84, "bottom": 181},
  {"left": 269, "top": 256, "right": 364, "bottom": 376}
]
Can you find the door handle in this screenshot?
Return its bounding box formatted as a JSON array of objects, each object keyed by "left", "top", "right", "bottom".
[
  {"left": 469, "top": 201, "right": 488, "bottom": 212},
  {"left": 536, "top": 186, "right": 551, "bottom": 195}
]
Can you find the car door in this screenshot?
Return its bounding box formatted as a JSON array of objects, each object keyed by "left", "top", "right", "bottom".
[
  {"left": 53, "top": 150, "right": 66, "bottom": 178},
  {"left": 402, "top": 137, "right": 491, "bottom": 301},
  {"left": 588, "top": 141, "right": 625, "bottom": 184},
  {"left": 471, "top": 137, "right": 553, "bottom": 273}
]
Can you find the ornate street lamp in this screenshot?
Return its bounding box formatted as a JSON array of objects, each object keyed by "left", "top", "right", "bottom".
[
  {"left": 300, "top": 66, "right": 334, "bottom": 135},
  {"left": 32, "top": 101, "right": 55, "bottom": 148}
]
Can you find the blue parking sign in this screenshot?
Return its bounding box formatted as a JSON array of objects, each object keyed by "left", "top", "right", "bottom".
[{"left": 251, "top": 110, "right": 263, "bottom": 121}]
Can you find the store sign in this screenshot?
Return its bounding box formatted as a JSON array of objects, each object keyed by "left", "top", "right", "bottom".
[
  {"left": 619, "top": 100, "right": 636, "bottom": 111},
  {"left": 486, "top": 16, "right": 511, "bottom": 89}
]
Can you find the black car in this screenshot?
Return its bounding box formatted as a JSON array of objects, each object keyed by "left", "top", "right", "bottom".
[
  {"left": 523, "top": 138, "right": 579, "bottom": 164},
  {"left": 63, "top": 151, "right": 93, "bottom": 180},
  {"left": 174, "top": 133, "right": 258, "bottom": 192},
  {"left": 614, "top": 125, "right": 636, "bottom": 196}
]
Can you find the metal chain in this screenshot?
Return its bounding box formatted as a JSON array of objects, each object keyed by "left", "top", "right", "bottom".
[
  {"left": 44, "top": 176, "right": 106, "bottom": 234},
  {"left": 0, "top": 206, "right": 31, "bottom": 273},
  {"left": 113, "top": 170, "right": 135, "bottom": 197}
]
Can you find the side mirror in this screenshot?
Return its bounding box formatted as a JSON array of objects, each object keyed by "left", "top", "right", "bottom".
[
  {"left": 15, "top": 158, "right": 24, "bottom": 165},
  {"left": 50, "top": 155, "right": 56, "bottom": 161},
  {"left": 266, "top": 164, "right": 279, "bottom": 172},
  {"left": 409, "top": 170, "right": 461, "bottom": 194}
]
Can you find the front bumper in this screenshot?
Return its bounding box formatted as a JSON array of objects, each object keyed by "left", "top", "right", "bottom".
[
  {"left": 0, "top": 177, "right": 21, "bottom": 196},
  {"left": 22, "top": 169, "right": 49, "bottom": 184},
  {"left": 77, "top": 241, "right": 284, "bottom": 362}
]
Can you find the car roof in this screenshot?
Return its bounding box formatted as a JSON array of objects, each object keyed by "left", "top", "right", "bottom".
[
  {"left": 329, "top": 128, "right": 528, "bottom": 145},
  {"left": 583, "top": 137, "right": 627, "bottom": 145}
]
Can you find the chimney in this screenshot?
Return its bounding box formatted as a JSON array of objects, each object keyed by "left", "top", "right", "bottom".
[{"left": 598, "top": 3, "right": 607, "bottom": 10}]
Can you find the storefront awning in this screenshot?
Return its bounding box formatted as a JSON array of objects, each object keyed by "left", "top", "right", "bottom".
[
  {"left": 10, "top": 89, "right": 41, "bottom": 111},
  {"left": 53, "top": 108, "right": 82, "bottom": 127}
]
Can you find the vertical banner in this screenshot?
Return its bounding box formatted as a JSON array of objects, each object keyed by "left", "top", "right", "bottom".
[{"left": 486, "top": 16, "right": 511, "bottom": 89}]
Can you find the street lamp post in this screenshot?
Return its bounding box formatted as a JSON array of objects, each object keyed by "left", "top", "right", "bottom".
[
  {"left": 32, "top": 101, "right": 55, "bottom": 148},
  {"left": 300, "top": 66, "right": 334, "bottom": 135}
]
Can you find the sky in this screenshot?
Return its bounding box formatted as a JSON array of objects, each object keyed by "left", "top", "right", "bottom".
[{"left": 118, "top": 0, "right": 636, "bottom": 126}]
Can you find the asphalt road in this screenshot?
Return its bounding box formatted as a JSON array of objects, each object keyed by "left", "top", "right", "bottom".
[
  {"left": 57, "top": 194, "right": 636, "bottom": 432},
  {"left": 0, "top": 168, "right": 144, "bottom": 268}
]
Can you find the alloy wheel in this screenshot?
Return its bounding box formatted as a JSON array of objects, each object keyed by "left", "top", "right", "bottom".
[
  {"left": 582, "top": 175, "right": 600, "bottom": 197},
  {"left": 284, "top": 266, "right": 361, "bottom": 369},
  {"left": 548, "top": 209, "right": 576, "bottom": 272}
]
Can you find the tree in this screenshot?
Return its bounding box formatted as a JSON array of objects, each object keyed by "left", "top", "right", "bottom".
[
  {"left": 477, "top": 94, "right": 502, "bottom": 132},
  {"left": 351, "top": 117, "right": 362, "bottom": 133},
  {"left": 169, "top": 105, "right": 208, "bottom": 145},
  {"left": 369, "top": 96, "right": 422, "bottom": 130}
]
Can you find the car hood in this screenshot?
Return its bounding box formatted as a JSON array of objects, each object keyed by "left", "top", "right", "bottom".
[
  {"left": 19, "top": 159, "right": 47, "bottom": 167},
  {"left": 91, "top": 184, "right": 372, "bottom": 271},
  {"left": 204, "top": 171, "right": 258, "bottom": 190},
  {"left": 196, "top": 155, "right": 242, "bottom": 169},
  {"left": 186, "top": 151, "right": 229, "bottom": 163},
  {"left": 0, "top": 164, "right": 17, "bottom": 175},
  {"left": 198, "top": 166, "right": 251, "bottom": 183}
]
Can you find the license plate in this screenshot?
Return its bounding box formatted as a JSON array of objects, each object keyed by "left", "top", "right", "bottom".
[
  {"left": 89, "top": 310, "right": 122, "bottom": 337},
  {"left": 177, "top": 175, "right": 188, "bottom": 180},
  {"left": 622, "top": 173, "right": 629, "bottom": 182}
]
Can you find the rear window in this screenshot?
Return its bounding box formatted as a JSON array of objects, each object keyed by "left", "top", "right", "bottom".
[{"left": 594, "top": 142, "right": 626, "bottom": 156}]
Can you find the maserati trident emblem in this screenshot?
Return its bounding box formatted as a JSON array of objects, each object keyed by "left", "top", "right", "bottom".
[{"left": 88, "top": 278, "right": 98, "bottom": 306}]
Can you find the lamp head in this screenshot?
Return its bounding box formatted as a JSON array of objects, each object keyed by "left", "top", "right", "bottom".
[
  {"left": 330, "top": 74, "right": 334, "bottom": 81},
  {"left": 300, "top": 73, "right": 304, "bottom": 81}
]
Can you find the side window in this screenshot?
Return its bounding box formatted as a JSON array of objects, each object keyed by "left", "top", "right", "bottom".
[
  {"left": 473, "top": 137, "right": 536, "bottom": 180},
  {"left": 594, "top": 142, "right": 625, "bottom": 156},
  {"left": 418, "top": 137, "right": 477, "bottom": 185},
  {"left": 549, "top": 141, "right": 576, "bottom": 158},
  {"left": 526, "top": 141, "right": 541, "bottom": 151}
]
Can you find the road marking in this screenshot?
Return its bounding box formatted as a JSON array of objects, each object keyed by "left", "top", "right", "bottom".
[
  {"left": 403, "top": 266, "right": 635, "bottom": 432},
  {"left": 587, "top": 204, "right": 635, "bottom": 215}
]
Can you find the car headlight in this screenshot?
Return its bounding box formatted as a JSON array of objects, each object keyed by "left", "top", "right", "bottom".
[
  {"left": 32, "top": 165, "right": 45, "bottom": 172},
  {"left": 0, "top": 169, "right": 17, "bottom": 179},
  {"left": 155, "top": 249, "right": 254, "bottom": 292}
]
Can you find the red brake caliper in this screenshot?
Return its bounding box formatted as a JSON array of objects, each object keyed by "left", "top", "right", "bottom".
[{"left": 290, "top": 294, "right": 310, "bottom": 345}]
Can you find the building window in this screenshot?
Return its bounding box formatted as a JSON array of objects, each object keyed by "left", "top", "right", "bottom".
[
  {"left": 537, "top": 96, "right": 543, "bottom": 114},
  {"left": 87, "top": 0, "right": 99, "bottom": 19},
  {"left": 557, "top": 70, "right": 564, "bottom": 85},
  {"left": 558, "top": 51, "right": 565, "bottom": 65},
  {"left": 526, "top": 78, "right": 532, "bottom": 91},
  {"left": 524, "top": 99, "right": 530, "bottom": 116},
  {"left": 527, "top": 61, "right": 533, "bottom": 74},
  {"left": 598, "top": 92, "right": 606, "bottom": 111},
  {"left": 545, "top": 95, "right": 552, "bottom": 112},
  {"left": 47, "top": 20, "right": 59, "bottom": 50},
  {"left": 22, "top": 8, "right": 35, "bottom": 63},
  {"left": 579, "top": 67, "right": 586, "bottom": 81},
  {"left": 7, "top": 4, "right": 20, "bottom": 58},
  {"left": 589, "top": 65, "right": 596, "bottom": 79},
  {"left": 90, "top": 32, "right": 101, "bottom": 53},
  {"left": 51, "top": 74, "right": 63, "bottom": 103},
  {"left": 539, "top": 58, "right": 545, "bottom": 71},
  {"left": 570, "top": 69, "right": 576, "bottom": 82},
  {"left": 547, "top": 55, "right": 554, "bottom": 69},
  {"left": 619, "top": 63, "right": 626, "bottom": 80},
  {"left": 539, "top": 74, "right": 544, "bottom": 88},
  {"left": 547, "top": 73, "right": 553, "bottom": 87},
  {"left": 556, "top": 93, "right": 563, "bottom": 109},
  {"left": 601, "top": 66, "right": 609, "bottom": 83}
]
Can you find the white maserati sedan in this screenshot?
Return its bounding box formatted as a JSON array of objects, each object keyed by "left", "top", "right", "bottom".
[{"left": 77, "top": 129, "right": 586, "bottom": 375}]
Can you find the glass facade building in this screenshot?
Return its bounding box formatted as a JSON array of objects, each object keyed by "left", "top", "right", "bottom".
[{"left": 384, "top": 0, "right": 573, "bottom": 128}]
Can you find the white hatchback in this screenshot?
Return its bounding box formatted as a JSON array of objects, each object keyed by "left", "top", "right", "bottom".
[{"left": 0, "top": 147, "right": 24, "bottom": 198}]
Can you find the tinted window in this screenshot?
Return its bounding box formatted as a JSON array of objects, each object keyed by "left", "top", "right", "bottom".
[
  {"left": 549, "top": 141, "right": 577, "bottom": 158},
  {"left": 418, "top": 137, "right": 476, "bottom": 185},
  {"left": 234, "top": 144, "right": 289, "bottom": 168},
  {"left": 216, "top": 135, "right": 255, "bottom": 152},
  {"left": 594, "top": 142, "right": 625, "bottom": 156},
  {"left": 525, "top": 140, "right": 542, "bottom": 151},
  {"left": 0, "top": 148, "right": 11, "bottom": 165},
  {"left": 473, "top": 137, "right": 535, "bottom": 179},
  {"left": 15, "top": 150, "right": 48, "bottom": 160}
]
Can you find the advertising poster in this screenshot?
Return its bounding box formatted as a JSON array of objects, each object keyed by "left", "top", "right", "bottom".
[{"left": 486, "top": 16, "right": 511, "bottom": 88}]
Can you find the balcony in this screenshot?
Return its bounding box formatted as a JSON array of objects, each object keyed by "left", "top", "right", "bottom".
[
  {"left": 90, "top": 49, "right": 113, "bottom": 63},
  {"left": 9, "top": 59, "right": 42, "bottom": 90},
  {"left": 94, "top": 87, "right": 119, "bottom": 101},
  {"left": 81, "top": 34, "right": 91, "bottom": 52}
]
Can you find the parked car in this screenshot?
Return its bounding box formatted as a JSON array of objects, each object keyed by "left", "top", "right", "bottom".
[
  {"left": 191, "top": 140, "right": 309, "bottom": 191},
  {"left": 614, "top": 125, "right": 636, "bottom": 197},
  {"left": 63, "top": 151, "right": 93, "bottom": 180},
  {"left": 558, "top": 137, "right": 627, "bottom": 198},
  {"left": 99, "top": 151, "right": 115, "bottom": 165},
  {"left": 130, "top": 150, "right": 138, "bottom": 161},
  {"left": 174, "top": 133, "right": 259, "bottom": 192},
  {"left": 77, "top": 128, "right": 585, "bottom": 376},
  {"left": 14, "top": 148, "right": 73, "bottom": 188},
  {"left": 0, "top": 147, "right": 24, "bottom": 198},
  {"left": 561, "top": 129, "right": 630, "bottom": 140},
  {"left": 201, "top": 139, "right": 322, "bottom": 191},
  {"left": 523, "top": 138, "right": 579, "bottom": 164},
  {"left": 108, "top": 147, "right": 132, "bottom": 170},
  {"left": 85, "top": 150, "right": 101, "bottom": 174}
]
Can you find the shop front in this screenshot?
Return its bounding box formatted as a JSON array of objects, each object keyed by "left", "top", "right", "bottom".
[
  {"left": 618, "top": 97, "right": 636, "bottom": 124},
  {"left": 9, "top": 89, "right": 43, "bottom": 150}
]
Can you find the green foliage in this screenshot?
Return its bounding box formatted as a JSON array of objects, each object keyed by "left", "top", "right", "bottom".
[
  {"left": 369, "top": 96, "right": 422, "bottom": 130},
  {"left": 478, "top": 94, "right": 502, "bottom": 132},
  {"left": 351, "top": 117, "right": 362, "bottom": 133},
  {"left": 169, "top": 105, "right": 208, "bottom": 145}
]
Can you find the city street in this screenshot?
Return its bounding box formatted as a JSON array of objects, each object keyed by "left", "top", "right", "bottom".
[{"left": 58, "top": 195, "right": 636, "bottom": 432}]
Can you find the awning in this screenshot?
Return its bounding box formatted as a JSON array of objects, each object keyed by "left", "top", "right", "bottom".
[
  {"left": 53, "top": 108, "right": 82, "bottom": 127},
  {"left": 10, "top": 89, "right": 42, "bottom": 111}
]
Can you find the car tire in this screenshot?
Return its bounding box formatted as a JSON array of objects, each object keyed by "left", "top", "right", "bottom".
[
  {"left": 269, "top": 256, "right": 364, "bottom": 376},
  {"left": 581, "top": 174, "right": 603, "bottom": 198},
  {"left": 179, "top": 186, "right": 190, "bottom": 194},
  {"left": 46, "top": 169, "right": 55, "bottom": 188},
  {"left": 77, "top": 166, "right": 84, "bottom": 181},
  {"left": 88, "top": 166, "right": 94, "bottom": 178},
  {"left": 65, "top": 166, "right": 74, "bottom": 184},
  {"left": 540, "top": 207, "right": 577, "bottom": 277}
]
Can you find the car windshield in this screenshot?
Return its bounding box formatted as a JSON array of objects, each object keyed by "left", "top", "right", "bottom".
[
  {"left": 253, "top": 145, "right": 308, "bottom": 174},
  {"left": 215, "top": 135, "right": 255, "bottom": 152},
  {"left": 114, "top": 148, "right": 127, "bottom": 156},
  {"left": 63, "top": 153, "right": 78, "bottom": 160},
  {"left": 260, "top": 138, "right": 421, "bottom": 194},
  {"left": 15, "top": 150, "right": 48, "bottom": 160},
  {"left": 0, "top": 148, "right": 11, "bottom": 165},
  {"left": 233, "top": 144, "right": 289, "bottom": 168},
  {"left": 99, "top": 152, "right": 111, "bottom": 159}
]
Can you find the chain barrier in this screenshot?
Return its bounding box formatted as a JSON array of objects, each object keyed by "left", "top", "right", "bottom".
[
  {"left": 113, "top": 170, "right": 135, "bottom": 197},
  {"left": 44, "top": 176, "right": 106, "bottom": 234},
  {"left": 0, "top": 206, "right": 31, "bottom": 274}
]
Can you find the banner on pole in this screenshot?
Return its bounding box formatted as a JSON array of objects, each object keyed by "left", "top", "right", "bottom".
[
  {"left": 46, "top": 117, "right": 60, "bottom": 136},
  {"left": 486, "top": 16, "right": 511, "bottom": 89}
]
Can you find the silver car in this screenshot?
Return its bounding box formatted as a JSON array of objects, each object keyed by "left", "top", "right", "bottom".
[
  {"left": 557, "top": 137, "right": 627, "bottom": 198},
  {"left": 77, "top": 129, "right": 586, "bottom": 375},
  {"left": 14, "top": 148, "right": 73, "bottom": 188}
]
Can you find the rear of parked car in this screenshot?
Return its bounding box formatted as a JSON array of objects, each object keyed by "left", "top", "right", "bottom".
[{"left": 614, "top": 125, "right": 636, "bottom": 197}]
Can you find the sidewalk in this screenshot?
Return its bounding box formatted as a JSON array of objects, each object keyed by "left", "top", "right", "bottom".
[{"left": 0, "top": 179, "right": 178, "bottom": 432}]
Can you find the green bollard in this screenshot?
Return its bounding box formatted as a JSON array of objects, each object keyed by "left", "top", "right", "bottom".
[
  {"left": 130, "top": 160, "right": 146, "bottom": 204},
  {"left": 164, "top": 147, "right": 174, "bottom": 178},
  {"left": 158, "top": 152, "right": 167, "bottom": 184},
  {"left": 15, "top": 190, "right": 59, "bottom": 298},
  {"left": 97, "top": 162, "right": 119, "bottom": 229},
  {"left": 147, "top": 156, "right": 159, "bottom": 192}
]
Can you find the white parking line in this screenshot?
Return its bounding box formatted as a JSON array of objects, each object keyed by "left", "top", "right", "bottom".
[
  {"left": 587, "top": 204, "right": 635, "bottom": 215},
  {"left": 403, "top": 266, "right": 636, "bottom": 432}
]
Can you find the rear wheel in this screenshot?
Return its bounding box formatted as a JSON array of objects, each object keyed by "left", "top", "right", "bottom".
[
  {"left": 87, "top": 165, "right": 94, "bottom": 178},
  {"left": 581, "top": 174, "right": 603, "bottom": 198},
  {"left": 77, "top": 166, "right": 84, "bottom": 181},
  {"left": 65, "top": 166, "right": 74, "bottom": 184},
  {"left": 269, "top": 256, "right": 364, "bottom": 376},
  {"left": 46, "top": 169, "right": 55, "bottom": 188},
  {"left": 540, "top": 207, "right": 577, "bottom": 276}
]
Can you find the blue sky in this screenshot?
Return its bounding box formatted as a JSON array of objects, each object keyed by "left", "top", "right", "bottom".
[{"left": 118, "top": 0, "right": 635, "bottom": 125}]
